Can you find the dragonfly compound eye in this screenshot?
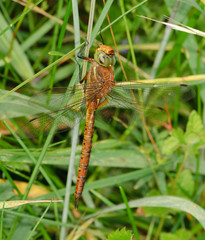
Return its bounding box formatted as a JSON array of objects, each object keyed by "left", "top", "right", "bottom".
[
  {"left": 95, "top": 50, "right": 115, "bottom": 67},
  {"left": 112, "top": 55, "right": 116, "bottom": 66},
  {"left": 99, "top": 54, "right": 105, "bottom": 64}
]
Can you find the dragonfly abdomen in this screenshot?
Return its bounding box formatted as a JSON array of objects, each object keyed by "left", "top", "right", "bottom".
[{"left": 74, "top": 101, "right": 97, "bottom": 208}]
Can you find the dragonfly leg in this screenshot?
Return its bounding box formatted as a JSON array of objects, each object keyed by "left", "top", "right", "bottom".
[
  {"left": 75, "top": 56, "right": 83, "bottom": 83},
  {"left": 77, "top": 41, "right": 94, "bottom": 82},
  {"left": 78, "top": 56, "right": 94, "bottom": 62},
  {"left": 77, "top": 40, "right": 94, "bottom": 62},
  {"left": 98, "top": 98, "right": 108, "bottom": 108},
  {"left": 78, "top": 40, "right": 89, "bottom": 57},
  {"left": 80, "top": 72, "right": 89, "bottom": 84}
]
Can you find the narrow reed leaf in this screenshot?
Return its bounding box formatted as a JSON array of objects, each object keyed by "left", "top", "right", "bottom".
[
  {"left": 119, "top": 186, "right": 140, "bottom": 240},
  {"left": 0, "top": 200, "right": 62, "bottom": 209},
  {"left": 137, "top": 15, "right": 205, "bottom": 37}
]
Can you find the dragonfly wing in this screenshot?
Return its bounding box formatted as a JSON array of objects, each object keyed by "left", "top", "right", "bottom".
[
  {"left": 104, "top": 84, "right": 194, "bottom": 120},
  {"left": 16, "top": 83, "right": 104, "bottom": 139},
  {"left": 29, "top": 85, "right": 85, "bottom": 112},
  {"left": 16, "top": 99, "right": 86, "bottom": 139}
]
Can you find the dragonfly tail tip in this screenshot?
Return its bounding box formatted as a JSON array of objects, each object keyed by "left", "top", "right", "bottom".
[{"left": 75, "top": 197, "right": 80, "bottom": 209}]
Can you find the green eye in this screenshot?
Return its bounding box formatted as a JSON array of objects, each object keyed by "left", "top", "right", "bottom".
[
  {"left": 112, "top": 55, "right": 116, "bottom": 66},
  {"left": 99, "top": 54, "right": 106, "bottom": 64},
  {"left": 94, "top": 50, "right": 116, "bottom": 67}
]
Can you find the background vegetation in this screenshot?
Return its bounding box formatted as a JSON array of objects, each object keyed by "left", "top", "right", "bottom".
[{"left": 1, "top": 0, "right": 205, "bottom": 239}]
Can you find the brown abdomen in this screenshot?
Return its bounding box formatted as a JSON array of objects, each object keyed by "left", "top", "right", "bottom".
[{"left": 74, "top": 101, "right": 97, "bottom": 208}]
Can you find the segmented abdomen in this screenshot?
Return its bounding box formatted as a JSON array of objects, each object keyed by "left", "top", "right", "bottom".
[{"left": 74, "top": 101, "right": 97, "bottom": 208}]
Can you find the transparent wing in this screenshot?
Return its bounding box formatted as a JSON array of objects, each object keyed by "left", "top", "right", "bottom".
[
  {"left": 16, "top": 81, "right": 195, "bottom": 139},
  {"left": 16, "top": 82, "right": 104, "bottom": 139},
  {"left": 97, "top": 83, "right": 195, "bottom": 130},
  {"left": 107, "top": 83, "right": 194, "bottom": 113}
]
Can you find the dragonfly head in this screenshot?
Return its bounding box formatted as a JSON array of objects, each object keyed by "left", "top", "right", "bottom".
[{"left": 94, "top": 45, "right": 116, "bottom": 67}]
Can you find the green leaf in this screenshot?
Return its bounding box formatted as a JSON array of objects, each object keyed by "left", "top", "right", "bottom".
[
  {"left": 161, "top": 135, "right": 179, "bottom": 155},
  {"left": 184, "top": 34, "right": 205, "bottom": 75},
  {"left": 0, "top": 145, "right": 147, "bottom": 169},
  {"left": 11, "top": 222, "right": 33, "bottom": 240},
  {"left": 195, "top": 232, "right": 205, "bottom": 240},
  {"left": 161, "top": 128, "right": 184, "bottom": 155},
  {"left": 186, "top": 110, "right": 203, "bottom": 134},
  {"left": 165, "top": 0, "right": 192, "bottom": 22},
  {"left": 0, "top": 14, "right": 34, "bottom": 79},
  {"left": 0, "top": 89, "right": 38, "bottom": 119},
  {"left": 0, "top": 181, "right": 15, "bottom": 201},
  {"left": 185, "top": 110, "right": 205, "bottom": 145},
  {"left": 175, "top": 228, "right": 192, "bottom": 240},
  {"left": 172, "top": 128, "right": 185, "bottom": 144},
  {"left": 143, "top": 190, "right": 170, "bottom": 217},
  {"left": 160, "top": 233, "right": 177, "bottom": 240},
  {"left": 160, "top": 228, "right": 191, "bottom": 240},
  {"left": 48, "top": 51, "right": 64, "bottom": 56},
  {"left": 105, "top": 228, "right": 133, "bottom": 240},
  {"left": 87, "top": 196, "right": 205, "bottom": 229},
  {"left": 200, "top": 84, "right": 205, "bottom": 104},
  {"left": 168, "top": 169, "right": 194, "bottom": 199}
]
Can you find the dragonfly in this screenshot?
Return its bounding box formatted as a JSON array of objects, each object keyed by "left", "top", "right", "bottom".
[
  {"left": 18, "top": 44, "right": 117, "bottom": 208},
  {"left": 17, "top": 43, "right": 192, "bottom": 208},
  {"left": 74, "top": 44, "right": 116, "bottom": 208}
]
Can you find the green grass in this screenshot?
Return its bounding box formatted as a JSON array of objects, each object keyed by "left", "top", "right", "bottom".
[{"left": 1, "top": 0, "right": 205, "bottom": 239}]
